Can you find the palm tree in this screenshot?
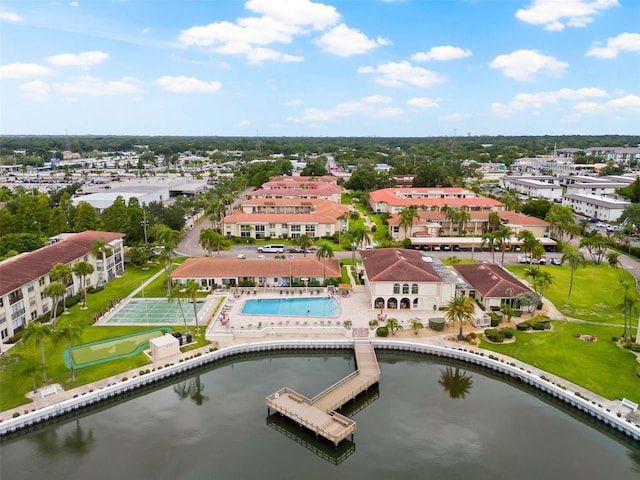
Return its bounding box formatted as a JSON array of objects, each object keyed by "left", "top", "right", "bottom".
[
  {"left": 444, "top": 294, "right": 476, "bottom": 340},
  {"left": 523, "top": 266, "right": 542, "bottom": 293},
  {"left": 495, "top": 225, "right": 512, "bottom": 267},
  {"left": 54, "top": 318, "right": 84, "bottom": 382},
  {"left": 606, "top": 251, "right": 624, "bottom": 283},
  {"left": 336, "top": 212, "right": 348, "bottom": 245},
  {"left": 315, "top": 242, "right": 334, "bottom": 285},
  {"left": 184, "top": 279, "right": 201, "bottom": 334},
  {"left": 385, "top": 317, "right": 403, "bottom": 335},
  {"left": 615, "top": 281, "right": 638, "bottom": 340},
  {"left": 536, "top": 270, "right": 554, "bottom": 298},
  {"left": 199, "top": 227, "right": 220, "bottom": 256},
  {"left": 481, "top": 230, "right": 497, "bottom": 263},
  {"left": 410, "top": 319, "right": 424, "bottom": 335},
  {"left": 517, "top": 230, "right": 542, "bottom": 264},
  {"left": 90, "top": 238, "right": 113, "bottom": 286},
  {"left": 398, "top": 205, "right": 419, "bottom": 239},
  {"left": 151, "top": 224, "right": 182, "bottom": 294},
  {"left": 456, "top": 209, "right": 471, "bottom": 236},
  {"left": 438, "top": 367, "right": 473, "bottom": 399},
  {"left": 44, "top": 281, "right": 66, "bottom": 325},
  {"left": 561, "top": 250, "right": 586, "bottom": 305},
  {"left": 22, "top": 321, "right": 52, "bottom": 384},
  {"left": 49, "top": 263, "right": 73, "bottom": 313},
  {"left": 73, "top": 261, "right": 94, "bottom": 309},
  {"left": 22, "top": 358, "right": 42, "bottom": 394},
  {"left": 295, "top": 234, "right": 314, "bottom": 258}
]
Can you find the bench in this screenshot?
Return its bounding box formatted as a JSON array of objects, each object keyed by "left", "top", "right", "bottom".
[
  {"left": 621, "top": 398, "right": 638, "bottom": 411},
  {"left": 41, "top": 385, "right": 57, "bottom": 398}
]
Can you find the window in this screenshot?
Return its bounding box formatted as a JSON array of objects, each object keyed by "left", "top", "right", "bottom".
[
  {"left": 402, "top": 283, "right": 409, "bottom": 294},
  {"left": 39, "top": 277, "right": 46, "bottom": 286},
  {"left": 31, "top": 310, "right": 38, "bottom": 320},
  {"left": 27, "top": 283, "right": 35, "bottom": 293},
  {"left": 411, "top": 284, "right": 418, "bottom": 294},
  {"left": 240, "top": 225, "right": 252, "bottom": 238},
  {"left": 8, "top": 289, "right": 23, "bottom": 305},
  {"left": 393, "top": 283, "right": 400, "bottom": 294},
  {"left": 393, "top": 226, "right": 399, "bottom": 233},
  {"left": 0, "top": 313, "right": 6, "bottom": 325},
  {"left": 255, "top": 225, "right": 265, "bottom": 239}
]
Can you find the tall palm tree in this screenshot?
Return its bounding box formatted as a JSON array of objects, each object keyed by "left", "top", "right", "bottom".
[
  {"left": 151, "top": 224, "right": 182, "bottom": 294},
  {"left": 398, "top": 205, "right": 419, "bottom": 239},
  {"left": 438, "top": 367, "right": 473, "bottom": 399},
  {"left": 495, "top": 225, "right": 512, "bottom": 267},
  {"left": 73, "top": 261, "right": 94, "bottom": 309},
  {"left": 22, "top": 358, "right": 41, "bottom": 393},
  {"left": 295, "top": 234, "right": 314, "bottom": 258},
  {"left": 184, "top": 279, "right": 201, "bottom": 334},
  {"left": 456, "top": 209, "right": 471, "bottom": 236},
  {"left": 49, "top": 263, "right": 73, "bottom": 313},
  {"left": 315, "top": 242, "right": 334, "bottom": 285},
  {"left": 523, "top": 266, "right": 541, "bottom": 293},
  {"left": 481, "top": 230, "right": 497, "bottom": 263},
  {"left": 336, "top": 212, "right": 348, "bottom": 245},
  {"left": 606, "top": 251, "right": 624, "bottom": 283},
  {"left": 561, "top": 250, "right": 586, "bottom": 305},
  {"left": 199, "top": 227, "right": 223, "bottom": 256},
  {"left": 615, "top": 281, "right": 638, "bottom": 340},
  {"left": 44, "top": 281, "right": 66, "bottom": 325},
  {"left": 536, "top": 270, "right": 554, "bottom": 298},
  {"left": 54, "top": 318, "right": 84, "bottom": 382},
  {"left": 22, "top": 321, "right": 52, "bottom": 384},
  {"left": 90, "top": 239, "right": 112, "bottom": 286},
  {"left": 444, "top": 294, "right": 476, "bottom": 340}
]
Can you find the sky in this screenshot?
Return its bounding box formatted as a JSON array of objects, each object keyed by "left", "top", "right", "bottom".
[{"left": 1, "top": 0, "right": 639, "bottom": 138}]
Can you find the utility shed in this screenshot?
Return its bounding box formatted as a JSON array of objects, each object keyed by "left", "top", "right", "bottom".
[{"left": 149, "top": 334, "right": 180, "bottom": 361}]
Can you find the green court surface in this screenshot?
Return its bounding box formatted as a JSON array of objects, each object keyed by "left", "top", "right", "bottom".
[
  {"left": 103, "top": 298, "right": 206, "bottom": 325},
  {"left": 64, "top": 328, "right": 172, "bottom": 368}
]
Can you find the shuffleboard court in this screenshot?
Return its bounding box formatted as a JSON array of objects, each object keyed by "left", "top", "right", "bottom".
[{"left": 103, "top": 298, "right": 207, "bottom": 325}]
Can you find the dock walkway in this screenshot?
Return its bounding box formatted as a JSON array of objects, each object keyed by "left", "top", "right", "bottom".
[{"left": 266, "top": 337, "right": 380, "bottom": 445}]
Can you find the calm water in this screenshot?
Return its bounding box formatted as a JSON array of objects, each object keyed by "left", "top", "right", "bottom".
[
  {"left": 241, "top": 297, "right": 339, "bottom": 317},
  {"left": 1, "top": 351, "right": 639, "bottom": 480}
]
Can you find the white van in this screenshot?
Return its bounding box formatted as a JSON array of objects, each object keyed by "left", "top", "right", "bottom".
[{"left": 258, "top": 244, "right": 285, "bottom": 253}]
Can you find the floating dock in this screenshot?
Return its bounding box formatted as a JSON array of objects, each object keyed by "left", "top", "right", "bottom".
[{"left": 266, "top": 338, "right": 380, "bottom": 445}]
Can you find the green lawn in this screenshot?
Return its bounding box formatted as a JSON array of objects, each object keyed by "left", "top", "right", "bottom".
[
  {"left": 0, "top": 263, "right": 211, "bottom": 412},
  {"left": 480, "top": 321, "right": 639, "bottom": 404},
  {"left": 507, "top": 262, "right": 634, "bottom": 324}
]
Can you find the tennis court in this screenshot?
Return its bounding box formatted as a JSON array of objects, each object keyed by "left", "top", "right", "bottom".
[{"left": 103, "top": 298, "right": 207, "bottom": 325}]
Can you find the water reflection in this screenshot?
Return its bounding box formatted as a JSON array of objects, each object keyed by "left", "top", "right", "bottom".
[
  {"left": 173, "top": 375, "right": 209, "bottom": 406},
  {"left": 438, "top": 367, "right": 473, "bottom": 399},
  {"left": 28, "top": 419, "right": 95, "bottom": 457}
]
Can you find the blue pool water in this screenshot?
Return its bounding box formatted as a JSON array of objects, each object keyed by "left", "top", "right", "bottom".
[{"left": 241, "top": 297, "right": 340, "bottom": 317}]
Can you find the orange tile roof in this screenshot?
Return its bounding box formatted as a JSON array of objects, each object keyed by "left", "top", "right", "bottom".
[
  {"left": 360, "top": 248, "right": 443, "bottom": 282},
  {"left": 369, "top": 187, "right": 503, "bottom": 208},
  {"left": 387, "top": 210, "right": 548, "bottom": 226},
  {"left": 171, "top": 257, "right": 341, "bottom": 279},
  {"left": 225, "top": 201, "right": 348, "bottom": 224},
  {"left": 0, "top": 231, "right": 124, "bottom": 296}
]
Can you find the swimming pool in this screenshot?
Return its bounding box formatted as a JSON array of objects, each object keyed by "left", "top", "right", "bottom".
[{"left": 241, "top": 297, "right": 340, "bottom": 317}]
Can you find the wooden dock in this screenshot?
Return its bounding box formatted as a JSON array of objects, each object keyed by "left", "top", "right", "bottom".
[{"left": 266, "top": 338, "right": 380, "bottom": 445}]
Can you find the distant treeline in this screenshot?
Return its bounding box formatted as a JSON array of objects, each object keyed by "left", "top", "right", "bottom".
[{"left": 1, "top": 135, "right": 638, "bottom": 162}]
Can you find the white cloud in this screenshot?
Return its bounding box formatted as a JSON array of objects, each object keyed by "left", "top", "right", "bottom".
[
  {"left": 54, "top": 76, "right": 142, "bottom": 95},
  {"left": 358, "top": 61, "right": 445, "bottom": 88},
  {"left": 441, "top": 112, "right": 476, "bottom": 122},
  {"left": 234, "top": 120, "right": 251, "bottom": 127},
  {"left": 245, "top": 0, "right": 340, "bottom": 30},
  {"left": 0, "top": 11, "right": 23, "bottom": 22},
  {"left": 586, "top": 32, "right": 640, "bottom": 58},
  {"left": 407, "top": 97, "right": 439, "bottom": 108},
  {"left": 515, "top": 0, "right": 619, "bottom": 31},
  {"left": 68, "top": 2, "right": 79, "bottom": 7},
  {"left": 412, "top": 46, "right": 472, "bottom": 62},
  {"left": 0, "top": 62, "right": 53, "bottom": 79},
  {"left": 316, "top": 24, "right": 390, "bottom": 57},
  {"left": 46, "top": 51, "right": 109, "bottom": 68},
  {"left": 362, "top": 94, "right": 392, "bottom": 104},
  {"left": 574, "top": 93, "right": 640, "bottom": 115},
  {"left": 142, "top": 27, "right": 152, "bottom": 34},
  {"left": 214, "top": 43, "right": 303, "bottom": 64},
  {"left": 156, "top": 75, "right": 222, "bottom": 93},
  {"left": 490, "top": 49, "right": 567, "bottom": 81},
  {"left": 19, "top": 80, "right": 50, "bottom": 101},
  {"left": 492, "top": 87, "right": 609, "bottom": 116}
]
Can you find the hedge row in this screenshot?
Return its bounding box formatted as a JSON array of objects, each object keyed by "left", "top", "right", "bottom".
[{"left": 484, "top": 327, "right": 516, "bottom": 343}]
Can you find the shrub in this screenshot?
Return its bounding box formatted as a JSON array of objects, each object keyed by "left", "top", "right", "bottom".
[
  {"left": 630, "top": 344, "right": 640, "bottom": 352},
  {"left": 429, "top": 317, "right": 446, "bottom": 331},
  {"left": 516, "top": 321, "right": 531, "bottom": 331},
  {"left": 376, "top": 326, "right": 389, "bottom": 337},
  {"left": 635, "top": 366, "right": 640, "bottom": 379},
  {"left": 611, "top": 336, "right": 619, "bottom": 342},
  {"left": 531, "top": 322, "right": 547, "bottom": 331},
  {"left": 12, "top": 412, "right": 20, "bottom": 418},
  {"left": 489, "top": 312, "right": 500, "bottom": 327},
  {"left": 484, "top": 328, "right": 505, "bottom": 343},
  {"left": 502, "top": 328, "right": 516, "bottom": 339}
]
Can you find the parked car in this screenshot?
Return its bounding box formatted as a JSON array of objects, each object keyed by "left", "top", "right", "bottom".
[
  {"left": 550, "top": 258, "right": 561, "bottom": 265},
  {"left": 236, "top": 254, "right": 246, "bottom": 259}
]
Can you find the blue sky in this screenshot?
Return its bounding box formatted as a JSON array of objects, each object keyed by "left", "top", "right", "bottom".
[{"left": 1, "top": 0, "right": 639, "bottom": 137}]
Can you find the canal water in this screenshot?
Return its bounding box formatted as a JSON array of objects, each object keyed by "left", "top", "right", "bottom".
[{"left": 1, "top": 351, "right": 639, "bottom": 479}]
